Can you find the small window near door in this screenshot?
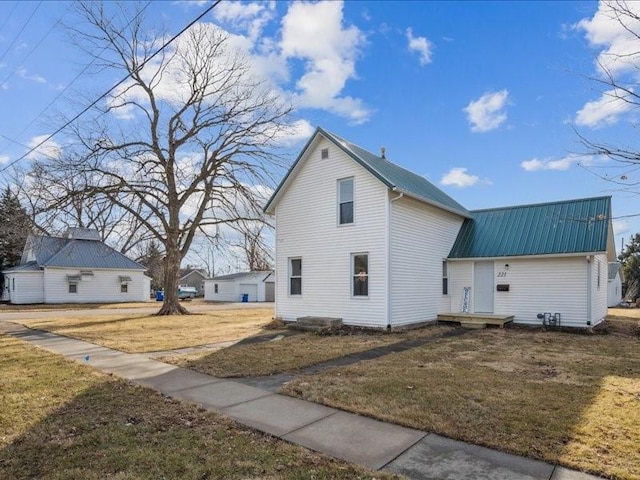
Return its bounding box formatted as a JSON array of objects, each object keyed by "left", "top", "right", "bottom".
[
  {"left": 121, "top": 283, "right": 128, "bottom": 293},
  {"left": 442, "top": 260, "right": 448, "bottom": 295},
  {"left": 12, "top": 278, "right": 15, "bottom": 291},
  {"left": 338, "top": 178, "right": 354, "bottom": 225},
  {"left": 289, "top": 258, "right": 302, "bottom": 295},
  {"left": 597, "top": 259, "right": 601, "bottom": 289},
  {"left": 214, "top": 283, "right": 219, "bottom": 294},
  {"left": 69, "top": 283, "right": 78, "bottom": 294},
  {"left": 352, "top": 253, "right": 368, "bottom": 297}
]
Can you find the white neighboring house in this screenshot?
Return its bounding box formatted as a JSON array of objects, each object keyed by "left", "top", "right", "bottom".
[
  {"left": 2, "top": 229, "right": 150, "bottom": 304},
  {"left": 264, "top": 128, "right": 616, "bottom": 329},
  {"left": 607, "top": 262, "right": 622, "bottom": 307},
  {"left": 204, "top": 271, "right": 274, "bottom": 302}
]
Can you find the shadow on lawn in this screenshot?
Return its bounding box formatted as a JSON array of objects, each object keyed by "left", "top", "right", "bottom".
[{"left": 0, "top": 377, "right": 365, "bottom": 480}]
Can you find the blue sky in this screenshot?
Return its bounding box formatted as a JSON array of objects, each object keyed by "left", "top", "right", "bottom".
[{"left": 0, "top": 0, "right": 638, "bottom": 255}]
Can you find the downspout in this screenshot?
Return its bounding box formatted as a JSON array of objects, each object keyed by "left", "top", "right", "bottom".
[
  {"left": 387, "top": 190, "right": 404, "bottom": 329},
  {"left": 586, "top": 255, "right": 592, "bottom": 326}
]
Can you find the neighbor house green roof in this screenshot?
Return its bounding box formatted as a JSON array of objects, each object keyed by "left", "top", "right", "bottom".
[
  {"left": 448, "top": 196, "right": 611, "bottom": 259},
  {"left": 264, "top": 127, "right": 470, "bottom": 218}
]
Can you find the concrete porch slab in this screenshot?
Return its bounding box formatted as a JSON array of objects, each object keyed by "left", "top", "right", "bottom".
[
  {"left": 385, "top": 433, "right": 554, "bottom": 480},
  {"left": 283, "top": 411, "right": 425, "bottom": 470},
  {"left": 169, "top": 379, "right": 273, "bottom": 409},
  {"left": 221, "top": 393, "right": 337, "bottom": 437}
]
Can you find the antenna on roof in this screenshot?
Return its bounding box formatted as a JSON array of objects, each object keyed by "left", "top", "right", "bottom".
[{"left": 380, "top": 147, "right": 386, "bottom": 159}]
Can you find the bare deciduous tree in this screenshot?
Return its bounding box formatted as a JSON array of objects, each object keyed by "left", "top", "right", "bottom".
[
  {"left": 32, "top": 3, "right": 291, "bottom": 314},
  {"left": 577, "top": 1, "right": 640, "bottom": 191}
]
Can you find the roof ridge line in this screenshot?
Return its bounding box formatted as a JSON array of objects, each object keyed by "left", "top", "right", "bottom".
[{"left": 470, "top": 195, "right": 611, "bottom": 213}]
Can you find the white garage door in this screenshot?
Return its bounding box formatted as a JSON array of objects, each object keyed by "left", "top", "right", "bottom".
[{"left": 238, "top": 283, "right": 258, "bottom": 302}]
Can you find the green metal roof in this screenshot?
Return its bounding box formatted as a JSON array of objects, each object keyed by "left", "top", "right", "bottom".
[
  {"left": 448, "top": 196, "right": 611, "bottom": 259},
  {"left": 265, "top": 127, "right": 470, "bottom": 218}
]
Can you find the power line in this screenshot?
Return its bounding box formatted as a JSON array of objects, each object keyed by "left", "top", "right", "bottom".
[
  {"left": 1, "top": 0, "right": 220, "bottom": 174},
  {"left": 0, "top": 1, "right": 152, "bottom": 159},
  {"left": 0, "top": 1, "right": 20, "bottom": 36},
  {"left": 0, "top": 1, "right": 43, "bottom": 65},
  {"left": 0, "top": 2, "right": 74, "bottom": 88}
]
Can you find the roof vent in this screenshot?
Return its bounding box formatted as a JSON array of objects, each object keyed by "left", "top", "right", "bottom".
[
  {"left": 381, "top": 147, "right": 386, "bottom": 159},
  {"left": 65, "top": 228, "right": 101, "bottom": 241}
]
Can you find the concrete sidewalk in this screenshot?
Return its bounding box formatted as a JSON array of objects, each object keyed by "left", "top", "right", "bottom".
[{"left": 0, "top": 321, "right": 604, "bottom": 480}]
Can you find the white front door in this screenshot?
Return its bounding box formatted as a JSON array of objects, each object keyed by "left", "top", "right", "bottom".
[{"left": 474, "top": 261, "right": 494, "bottom": 313}]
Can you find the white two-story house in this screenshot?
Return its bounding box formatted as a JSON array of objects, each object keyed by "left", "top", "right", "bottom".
[{"left": 264, "top": 128, "right": 615, "bottom": 329}]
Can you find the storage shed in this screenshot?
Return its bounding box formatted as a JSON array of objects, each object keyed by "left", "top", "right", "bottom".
[{"left": 204, "top": 271, "right": 274, "bottom": 302}]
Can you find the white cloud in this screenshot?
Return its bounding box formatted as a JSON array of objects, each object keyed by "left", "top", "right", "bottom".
[
  {"left": 440, "top": 167, "right": 480, "bottom": 188},
  {"left": 406, "top": 28, "right": 432, "bottom": 66},
  {"left": 575, "top": 88, "right": 633, "bottom": 127},
  {"left": 17, "top": 68, "right": 46, "bottom": 84},
  {"left": 576, "top": 1, "right": 640, "bottom": 77},
  {"left": 26, "top": 134, "right": 61, "bottom": 161},
  {"left": 520, "top": 153, "right": 593, "bottom": 172},
  {"left": 613, "top": 218, "right": 630, "bottom": 236},
  {"left": 213, "top": 1, "right": 275, "bottom": 42},
  {"left": 280, "top": 1, "right": 371, "bottom": 124},
  {"left": 574, "top": 2, "right": 640, "bottom": 127},
  {"left": 463, "top": 90, "right": 509, "bottom": 133},
  {"left": 0, "top": 155, "right": 9, "bottom": 164}
]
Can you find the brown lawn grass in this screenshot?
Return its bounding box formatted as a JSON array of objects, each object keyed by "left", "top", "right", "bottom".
[
  {"left": 281, "top": 317, "right": 640, "bottom": 480},
  {"left": 0, "top": 334, "right": 395, "bottom": 479},
  {"left": 15, "top": 308, "right": 277, "bottom": 353},
  {"left": 0, "top": 301, "right": 156, "bottom": 311},
  {"left": 162, "top": 325, "right": 452, "bottom": 378}
]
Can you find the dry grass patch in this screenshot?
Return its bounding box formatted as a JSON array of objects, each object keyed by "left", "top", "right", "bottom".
[
  {"left": 0, "top": 301, "right": 155, "bottom": 312},
  {"left": 163, "top": 325, "right": 452, "bottom": 378},
  {"left": 15, "top": 308, "right": 276, "bottom": 353},
  {"left": 282, "top": 322, "right": 640, "bottom": 480},
  {"left": 0, "top": 334, "right": 395, "bottom": 480}
]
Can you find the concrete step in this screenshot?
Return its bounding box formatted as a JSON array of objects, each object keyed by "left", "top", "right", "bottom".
[{"left": 291, "top": 316, "right": 343, "bottom": 332}]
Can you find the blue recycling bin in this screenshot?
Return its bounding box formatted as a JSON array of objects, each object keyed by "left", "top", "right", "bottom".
[
  {"left": 156, "top": 290, "right": 164, "bottom": 301},
  {"left": 241, "top": 293, "right": 249, "bottom": 303}
]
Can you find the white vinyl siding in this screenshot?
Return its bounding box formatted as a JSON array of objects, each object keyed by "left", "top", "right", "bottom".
[
  {"left": 607, "top": 270, "right": 622, "bottom": 307},
  {"left": 43, "top": 268, "right": 148, "bottom": 303},
  {"left": 3, "top": 272, "right": 44, "bottom": 304},
  {"left": 591, "top": 254, "right": 607, "bottom": 326},
  {"left": 446, "top": 262, "right": 473, "bottom": 313},
  {"left": 390, "top": 195, "right": 464, "bottom": 326},
  {"left": 463, "top": 256, "right": 589, "bottom": 328},
  {"left": 274, "top": 136, "right": 388, "bottom": 327}
]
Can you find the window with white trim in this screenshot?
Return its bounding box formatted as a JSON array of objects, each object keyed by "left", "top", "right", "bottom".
[
  {"left": 214, "top": 283, "right": 219, "bottom": 294},
  {"left": 338, "top": 178, "right": 354, "bottom": 225},
  {"left": 121, "top": 283, "right": 128, "bottom": 293},
  {"left": 442, "top": 260, "right": 448, "bottom": 295},
  {"left": 597, "top": 259, "right": 601, "bottom": 289},
  {"left": 289, "top": 258, "right": 302, "bottom": 295},
  {"left": 352, "top": 253, "right": 368, "bottom": 297},
  {"left": 69, "top": 283, "right": 78, "bottom": 294}
]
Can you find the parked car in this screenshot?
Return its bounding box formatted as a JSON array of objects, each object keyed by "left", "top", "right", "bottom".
[{"left": 178, "top": 285, "right": 198, "bottom": 300}]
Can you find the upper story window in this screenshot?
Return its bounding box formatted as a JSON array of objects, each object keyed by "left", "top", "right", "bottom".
[
  {"left": 338, "top": 178, "right": 354, "bottom": 225},
  {"left": 290, "top": 257, "right": 302, "bottom": 295}
]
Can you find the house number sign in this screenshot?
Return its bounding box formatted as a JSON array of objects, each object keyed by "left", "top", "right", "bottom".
[{"left": 497, "top": 271, "right": 507, "bottom": 278}]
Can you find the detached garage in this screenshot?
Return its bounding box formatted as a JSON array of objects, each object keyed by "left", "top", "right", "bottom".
[{"left": 204, "top": 271, "right": 274, "bottom": 302}]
